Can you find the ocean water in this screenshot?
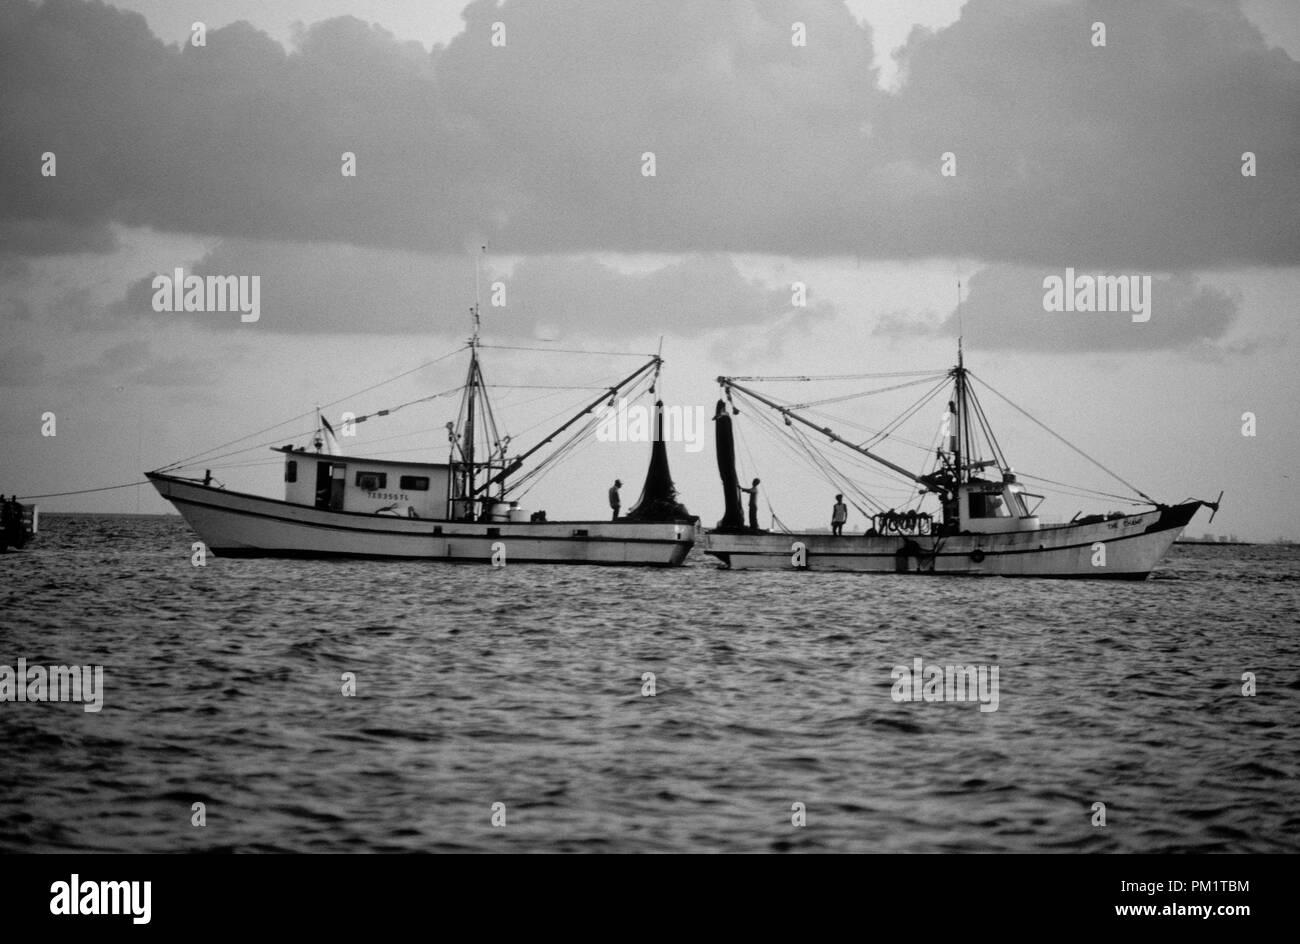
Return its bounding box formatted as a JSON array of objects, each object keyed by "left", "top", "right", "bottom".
[{"left": 1, "top": 514, "right": 1297, "bottom": 853}]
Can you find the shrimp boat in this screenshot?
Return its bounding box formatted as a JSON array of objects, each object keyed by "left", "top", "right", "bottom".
[
  {"left": 702, "top": 345, "right": 1219, "bottom": 579},
  {"left": 147, "top": 312, "right": 696, "bottom": 565}
]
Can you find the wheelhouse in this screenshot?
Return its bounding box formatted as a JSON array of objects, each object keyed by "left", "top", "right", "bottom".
[
  {"left": 958, "top": 474, "right": 1042, "bottom": 534},
  {"left": 276, "top": 447, "right": 451, "bottom": 519}
]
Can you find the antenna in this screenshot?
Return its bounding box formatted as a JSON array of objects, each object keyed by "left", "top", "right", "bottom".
[
  {"left": 956, "top": 279, "right": 964, "bottom": 367},
  {"left": 471, "top": 244, "right": 486, "bottom": 345}
]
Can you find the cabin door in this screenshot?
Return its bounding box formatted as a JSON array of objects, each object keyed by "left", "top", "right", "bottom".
[{"left": 315, "top": 462, "right": 346, "bottom": 511}]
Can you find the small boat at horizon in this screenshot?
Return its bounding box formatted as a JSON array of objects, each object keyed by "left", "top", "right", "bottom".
[
  {"left": 0, "top": 495, "right": 38, "bottom": 552},
  {"left": 702, "top": 343, "right": 1220, "bottom": 579}
]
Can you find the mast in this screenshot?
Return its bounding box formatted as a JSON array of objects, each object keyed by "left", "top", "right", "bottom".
[
  {"left": 953, "top": 355, "right": 966, "bottom": 488},
  {"left": 447, "top": 243, "right": 662, "bottom": 502},
  {"left": 453, "top": 247, "right": 486, "bottom": 514},
  {"left": 463, "top": 338, "right": 477, "bottom": 494},
  {"left": 954, "top": 280, "right": 965, "bottom": 488}
]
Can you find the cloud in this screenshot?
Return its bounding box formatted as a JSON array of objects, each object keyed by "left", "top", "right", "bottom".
[
  {"left": 0, "top": 331, "right": 219, "bottom": 389},
  {"left": 65, "top": 338, "right": 223, "bottom": 388},
  {"left": 927, "top": 263, "right": 1243, "bottom": 352},
  {"left": 1, "top": 0, "right": 1293, "bottom": 267},
  {"left": 0, "top": 255, "right": 36, "bottom": 323},
  {"left": 0, "top": 343, "right": 47, "bottom": 386},
  {"left": 503, "top": 254, "right": 836, "bottom": 339},
  {"left": 0, "top": 245, "right": 133, "bottom": 336},
  {"left": 0, "top": 219, "right": 119, "bottom": 256},
  {"left": 872, "top": 0, "right": 1300, "bottom": 267},
  {"left": 109, "top": 240, "right": 832, "bottom": 339}
]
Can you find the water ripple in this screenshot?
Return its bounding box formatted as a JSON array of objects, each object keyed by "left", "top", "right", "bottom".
[{"left": 0, "top": 515, "right": 1297, "bottom": 852}]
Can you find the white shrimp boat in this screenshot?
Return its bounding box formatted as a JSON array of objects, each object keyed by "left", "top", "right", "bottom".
[
  {"left": 702, "top": 346, "right": 1219, "bottom": 579},
  {"left": 148, "top": 311, "right": 696, "bottom": 565}
]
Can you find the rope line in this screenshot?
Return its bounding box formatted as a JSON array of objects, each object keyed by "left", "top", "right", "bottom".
[
  {"left": 969, "top": 371, "right": 1156, "bottom": 504},
  {"left": 15, "top": 481, "right": 150, "bottom": 500}
]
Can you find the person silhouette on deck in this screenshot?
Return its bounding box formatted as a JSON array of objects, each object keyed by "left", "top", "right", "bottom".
[
  {"left": 739, "top": 478, "right": 760, "bottom": 530},
  {"left": 832, "top": 494, "right": 848, "bottom": 536},
  {"left": 609, "top": 479, "right": 622, "bottom": 520}
]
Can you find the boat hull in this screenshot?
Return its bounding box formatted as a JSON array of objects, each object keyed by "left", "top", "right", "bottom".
[
  {"left": 702, "top": 502, "right": 1202, "bottom": 579},
  {"left": 148, "top": 473, "right": 695, "bottom": 566}
]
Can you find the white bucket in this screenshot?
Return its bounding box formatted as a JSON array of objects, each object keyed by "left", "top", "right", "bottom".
[
  {"left": 488, "top": 501, "right": 512, "bottom": 522},
  {"left": 508, "top": 508, "right": 530, "bottom": 523}
]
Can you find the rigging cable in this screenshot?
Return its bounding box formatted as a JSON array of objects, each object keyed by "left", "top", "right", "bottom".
[
  {"left": 733, "top": 408, "right": 784, "bottom": 530},
  {"left": 15, "top": 481, "right": 150, "bottom": 501},
  {"left": 788, "top": 373, "right": 950, "bottom": 410},
  {"left": 157, "top": 344, "right": 470, "bottom": 472},
  {"left": 968, "top": 371, "right": 1157, "bottom": 504},
  {"left": 737, "top": 390, "right": 887, "bottom": 519},
  {"left": 477, "top": 344, "right": 656, "bottom": 357},
  {"left": 726, "top": 370, "right": 951, "bottom": 382},
  {"left": 504, "top": 374, "right": 658, "bottom": 501},
  {"left": 859, "top": 376, "right": 951, "bottom": 451}
]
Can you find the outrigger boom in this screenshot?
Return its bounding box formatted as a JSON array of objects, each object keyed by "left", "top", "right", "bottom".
[{"left": 719, "top": 376, "right": 925, "bottom": 486}]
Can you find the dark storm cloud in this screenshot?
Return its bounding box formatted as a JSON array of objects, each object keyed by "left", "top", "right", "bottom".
[
  {"left": 109, "top": 241, "right": 828, "bottom": 337},
  {"left": 872, "top": 0, "right": 1300, "bottom": 268},
  {"left": 0, "top": 0, "right": 1296, "bottom": 266}
]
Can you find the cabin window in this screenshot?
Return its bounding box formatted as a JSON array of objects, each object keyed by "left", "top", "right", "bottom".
[
  {"left": 968, "top": 490, "right": 1010, "bottom": 518},
  {"left": 284, "top": 460, "right": 297, "bottom": 483},
  {"left": 1017, "top": 492, "right": 1043, "bottom": 517},
  {"left": 399, "top": 475, "right": 430, "bottom": 491},
  {"left": 355, "top": 471, "right": 387, "bottom": 491}
]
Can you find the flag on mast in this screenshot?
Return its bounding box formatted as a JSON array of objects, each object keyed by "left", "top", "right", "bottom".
[{"left": 320, "top": 415, "right": 342, "bottom": 456}]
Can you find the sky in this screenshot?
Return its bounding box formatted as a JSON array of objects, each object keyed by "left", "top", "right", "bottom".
[{"left": 1, "top": 0, "right": 1298, "bottom": 541}]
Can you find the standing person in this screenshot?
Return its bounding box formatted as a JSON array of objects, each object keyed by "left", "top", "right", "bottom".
[
  {"left": 739, "top": 478, "right": 760, "bottom": 530},
  {"left": 832, "top": 494, "right": 848, "bottom": 535},
  {"left": 608, "top": 479, "right": 622, "bottom": 520}
]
